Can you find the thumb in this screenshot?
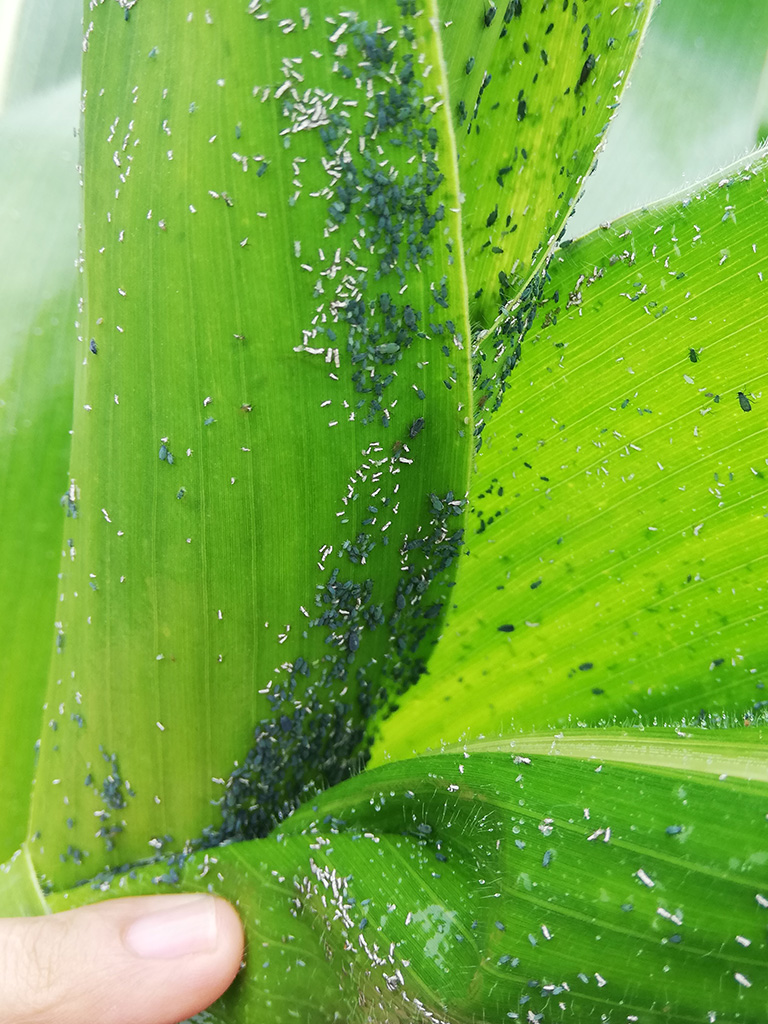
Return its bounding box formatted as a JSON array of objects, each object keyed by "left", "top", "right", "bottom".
[{"left": 0, "top": 893, "right": 245, "bottom": 1024}]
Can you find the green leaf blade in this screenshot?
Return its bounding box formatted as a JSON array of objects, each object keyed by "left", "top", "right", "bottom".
[
  {"left": 438, "top": 0, "right": 654, "bottom": 329},
  {"left": 39, "top": 746, "right": 768, "bottom": 1022},
  {"left": 374, "top": 151, "right": 768, "bottom": 760},
  {"left": 30, "top": 0, "right": 473, "bottom": 889}
]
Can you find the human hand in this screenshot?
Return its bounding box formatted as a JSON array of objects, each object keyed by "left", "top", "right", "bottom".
[{"left": 0, "top": 893, "right": 244, "bottom": 1024}]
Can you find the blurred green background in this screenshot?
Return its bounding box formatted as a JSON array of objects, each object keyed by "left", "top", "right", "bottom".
[{"left": 570, "top": 0, "right": 768, "bottom": 234}]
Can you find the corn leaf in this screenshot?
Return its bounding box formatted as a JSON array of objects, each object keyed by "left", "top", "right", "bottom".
[
  {"left": 29, "top": 0, "right": 476, "bottom": 889},
  {"left": 38, "top": 738, "right": 768, "bottom": 1022},
  {"left": 436, "top": 0, "right": 653, "bottom": 329},
  {"left": 25, "top": 0, "right": 653, "bottom": 892},
  {"left": 374, "top": 150, "right": 768, "bottom": 762}
]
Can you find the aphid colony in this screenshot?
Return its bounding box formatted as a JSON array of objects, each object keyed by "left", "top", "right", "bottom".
[{"left": 184, "top": 8, "right": 477, "bottom": 844}]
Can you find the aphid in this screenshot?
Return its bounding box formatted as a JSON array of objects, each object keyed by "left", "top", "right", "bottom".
[
  {"left": 409, "top": 417, "right": 425, "bottom": 438},
  {"left": 89, "top": 338, "right": 98, "bottom": 354},
  {"left": 688, "top": 348, "right": 698, "bottom": 363},
  {"left": 484, "top": 3, "right": 497, "bottom": 25},
  {"left": 497, "top": 623, "right": 515, "bottom": 632},
  {"left": 738, "top": 391, "right": 752, "bottom": 412},
  {"left": 159, "top": 444, "right": 168, "bottom": 461},
  {"left": 577, "top": 53, "right": 595, "bottom": 88},
  {"left": 176, "top": 488, "right": 186, "bottom": 500}
]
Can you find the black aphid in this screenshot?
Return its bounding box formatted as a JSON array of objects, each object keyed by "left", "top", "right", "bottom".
[
  {"left": 403, "top": 305, "right": 417, "bottom": 329},
  {"left": 159, "top": 444, "right": 168, "bottom": 461},
  {"left": 497, "top": 623, "right": 515, "bottom": 632},
  {"left": 90, "top": 338, "right": 98, "bottom": 354},
  {"left": 688, "top": 348, "right": 698, "bottom": 363},
  {"left": 738, "top": 391, "right": 752, "bottom": 412},
  {"left": 484, "top": 3, "right": 497, "bottom": 25},
  {"left": 577, "top": 53, "right": 596, "bottom": 88},
  {"left": 409, "top": 417, "right": 425, "bottom": 438},
  {"left": 504, "top": 0, "right": 522, "bottom": 21}
]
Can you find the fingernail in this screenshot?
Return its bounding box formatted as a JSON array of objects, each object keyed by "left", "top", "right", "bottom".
[{"left": 124, "top": 896, "right": 219, "bottom": 959}]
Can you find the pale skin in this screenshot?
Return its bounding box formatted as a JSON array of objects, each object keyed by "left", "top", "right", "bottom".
[{"left": 0, "top": 894, "right": 245, "bottom": 1024}]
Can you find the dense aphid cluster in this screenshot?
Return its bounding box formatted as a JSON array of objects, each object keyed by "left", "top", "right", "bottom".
[
  {"left": 287, "top": 15, "right": 463, "bottom": 425},
  {"left": 439, "top": 0, "right": 653, "bottom": 447},
  {"left": 195, "top": 7, "right": 473, "bottom": 844},
  {"left": 36, "top": 0, "right": 656, "bottom": 907},
  {"left": 209, "top": 484, "right": 465, "bottom": 844},
  {"left": 34, "top": 0, "right": 477, "bottom": 884},
  {"left": 472, "top": 271, "right": 540, "bottom": 450},
  {"left": 448, "top": 0, "right": 649, "bottom": 332}
]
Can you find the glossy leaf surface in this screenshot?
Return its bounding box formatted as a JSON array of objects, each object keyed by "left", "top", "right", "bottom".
[
  {"left": 34, "top": 741, "right": 768, "bottom": 1022},
  {"left": 437, "top": 0, "right": 653, "bottom": 329},
  {"left": 27, "top": 0, "right": 652, "bottom": 891},
  {"left": 29, "top": 0, "right": 474, "bottom": 888},
  {"left": 374, "top": 152, "right": 768, "bottom": 761}
]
